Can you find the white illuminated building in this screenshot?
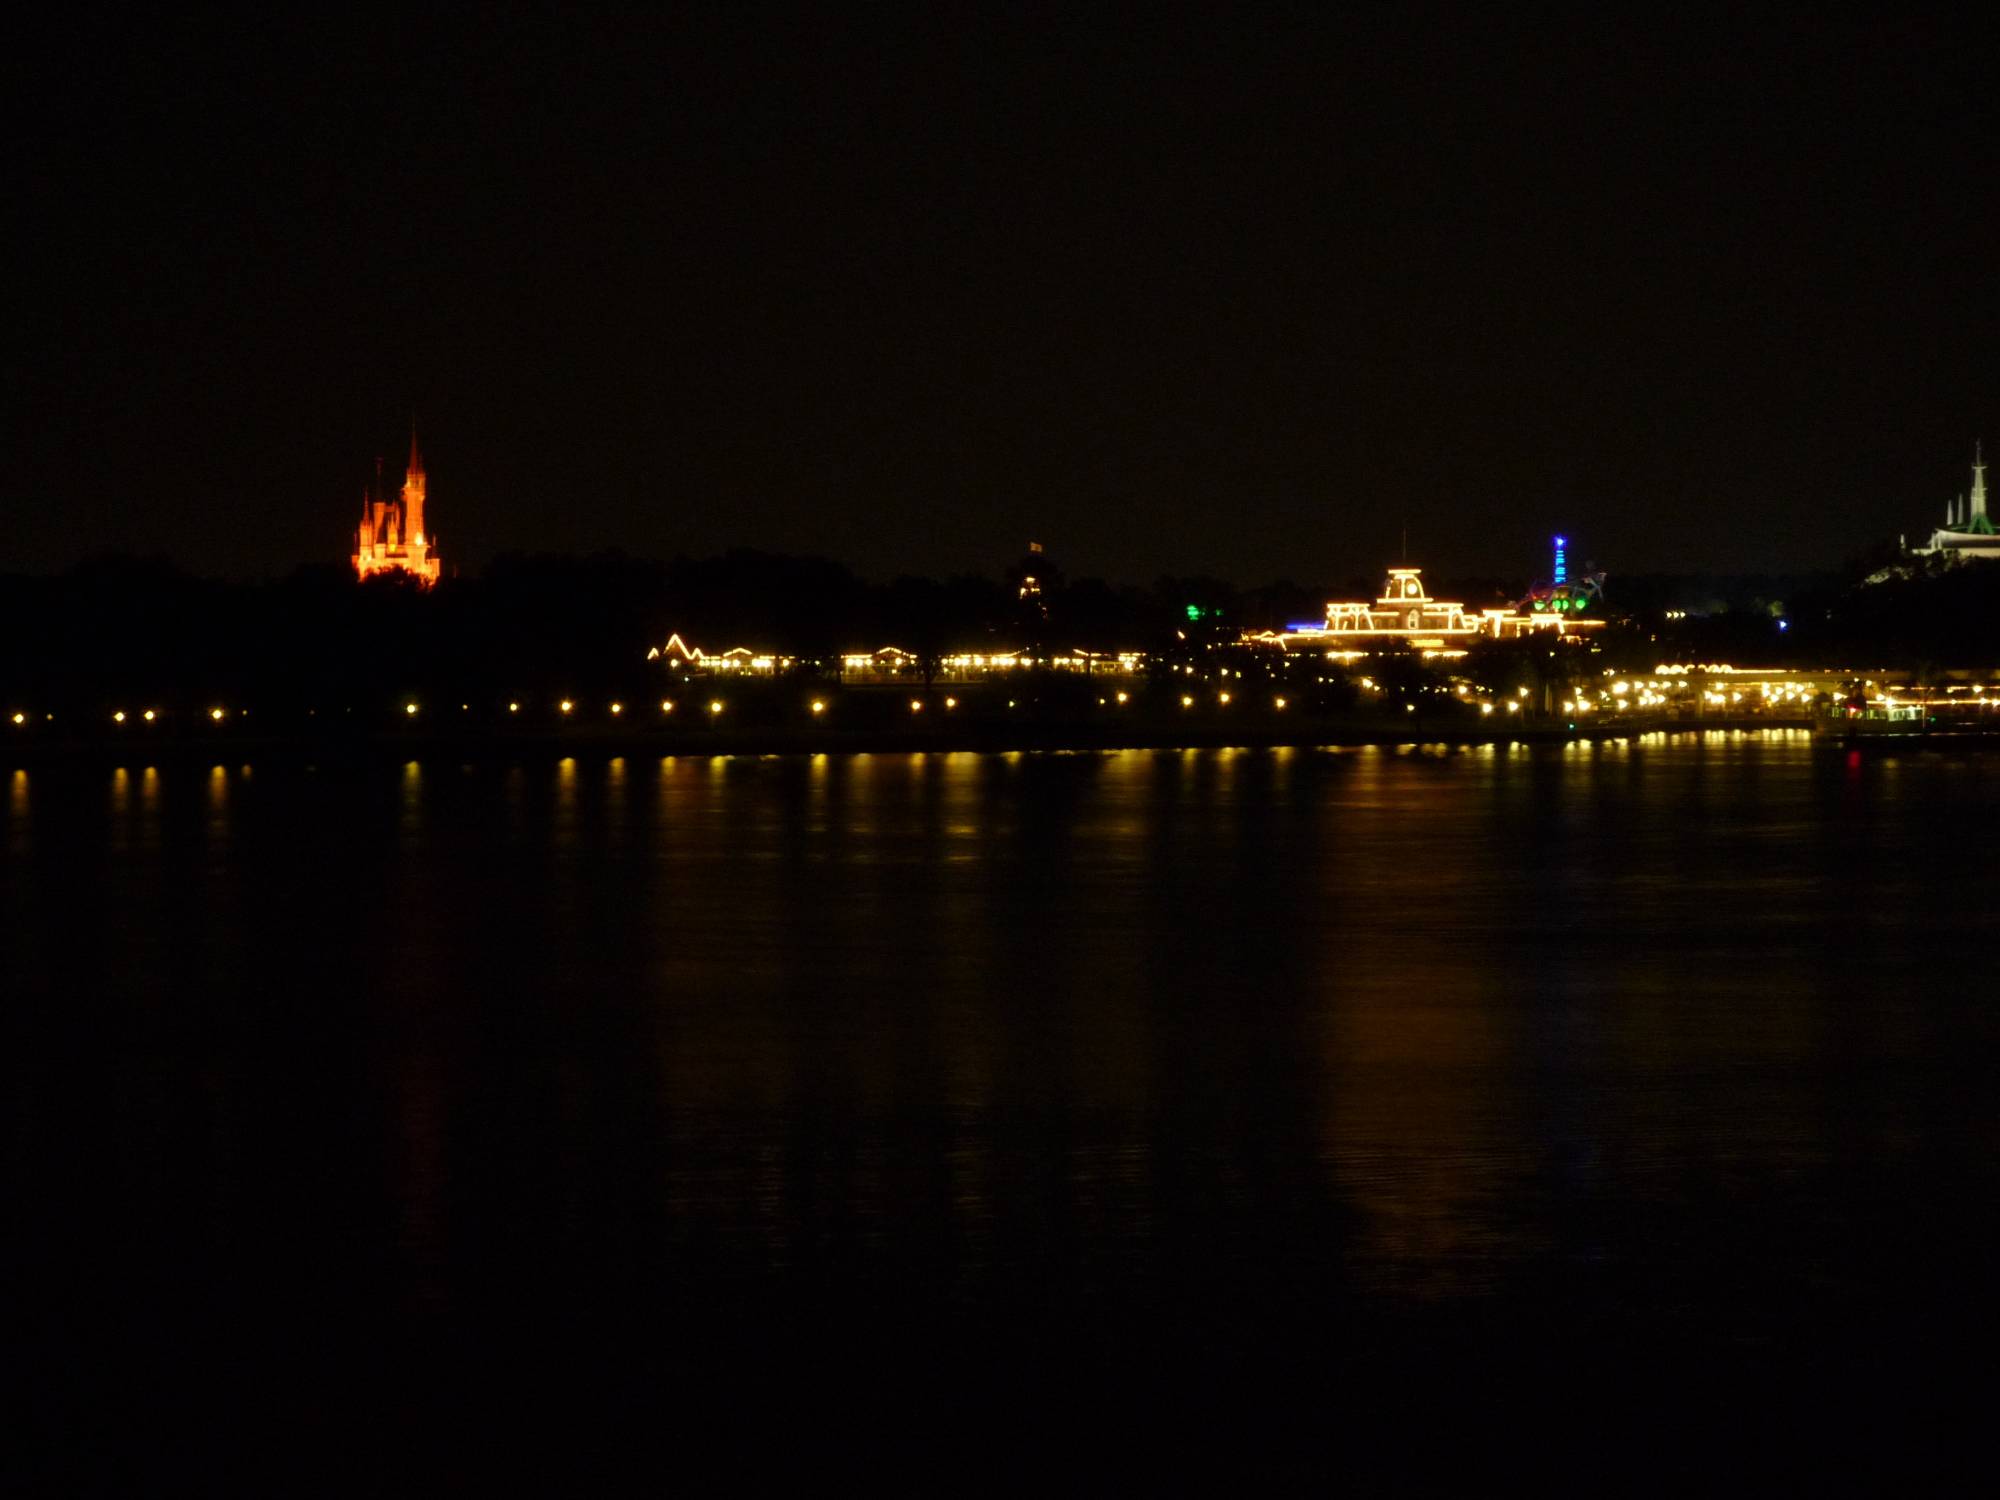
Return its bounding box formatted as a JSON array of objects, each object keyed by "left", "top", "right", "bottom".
[
  {"left": 1911, "top": 445, "right": 2000, "bottom": 562},
  {"left": 1251, "top": 566, "right": 1599, "bottom": 655}
]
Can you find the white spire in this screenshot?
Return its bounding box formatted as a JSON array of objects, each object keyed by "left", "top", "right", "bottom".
[{"left": 1973, "top": 442, "right": 1988, "bottom": 524}]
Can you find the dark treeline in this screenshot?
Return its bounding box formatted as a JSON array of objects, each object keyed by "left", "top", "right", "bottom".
[
  {"left": 1615, "top": 560, "right": 2000, "bottom": 670},
  {"left": 5, "top": 549, "right": 1999, "bottom": 721},
  {"left": 0, "top": 548, "right": 1331, "bottom": 714}
]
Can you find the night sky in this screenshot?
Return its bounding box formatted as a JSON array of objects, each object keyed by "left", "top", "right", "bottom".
[{"left": 7, "top": 6, "right": 1996, "bottom": 584}]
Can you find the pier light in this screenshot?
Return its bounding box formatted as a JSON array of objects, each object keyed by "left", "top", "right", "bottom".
[
  {"left": 909, "top": 698, "right": 924, "bottom": 713},
  {"left": 1116, "top": 691, "right": 1129, "bottom": 704},
  {"left": 508, "top": 702, "right": 520, "bottom": 713},
  {"left": 661, "top": 700, "right": 675, "bottom": 713},
  {"left": 1218, "top": 691, "right": 1231, "bottom": 705},
  {"left": 142, "top": 710, "right": 156, "bottom": 722},
  {"left": 559, "top": 700, "right": 574, "bottom": 715},
  {"left": 944, "top": 697, "right": 957, "bottom": 710},
  {"left": 1405, "top": 704, "right": 1416, "bottom": 713},
  {"left": 610, "top": 702, "right": 623, "bottom": 715},
  {"left": 810, "top": 699, "right": 826, "bottom": 715},
  {"left": 1481, "top": 702, "right": 1494, "bottom": 715},
  {"left": 709, "top": 700, "right": 724, "bottom": 715},
  {"left": 10, "top": 712, "right": 23, "bottom": 726},
  {"left": 1007, "top": 700, "right": 1016, "bottom": 709},
  {"left": 405, "top": 702, "right": 419, "bottom": 716},
  {"left": 210, "top": 707, "right": 225, "bottom": 721},
  {"left": 1181, "top": 695, "right": 1194, "bottom": 708},
  {"left": 113, "top": 711, "right": 126, "bottom": 724},
  {"left": 1275, "top": 697, "right": 1287, "bottom": 710}
]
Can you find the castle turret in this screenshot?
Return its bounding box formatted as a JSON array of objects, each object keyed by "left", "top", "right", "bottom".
[{"left": 1973, "top": 443, "right": 1988, "bottom": 527}]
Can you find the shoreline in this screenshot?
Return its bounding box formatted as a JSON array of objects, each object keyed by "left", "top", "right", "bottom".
[{"left": 4, "top": 715, "right": 1822, "bottom": 767}]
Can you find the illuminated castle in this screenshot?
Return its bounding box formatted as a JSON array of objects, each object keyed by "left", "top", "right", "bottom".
[{"left": 352, "top": 428, "right": 441, "bottom": 585}]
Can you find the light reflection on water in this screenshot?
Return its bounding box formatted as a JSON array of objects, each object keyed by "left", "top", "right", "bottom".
[{"left": 7, "top": 732, "right": 2000, "bottom": 1478}]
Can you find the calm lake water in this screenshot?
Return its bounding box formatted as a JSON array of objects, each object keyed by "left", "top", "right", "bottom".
[{"left": 7, "top": 733, "right": 2000, "bottom": 1487}]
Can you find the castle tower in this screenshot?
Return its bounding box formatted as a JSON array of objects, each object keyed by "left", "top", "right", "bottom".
[
  {"left": 402, "top": 424, "right": 427, "bottom": 545},
  {"left": 1972, "top": 442, "right": 1988, "bottom": 527}
]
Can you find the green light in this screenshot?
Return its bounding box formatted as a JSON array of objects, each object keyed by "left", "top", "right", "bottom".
[{"left": 1186, "top": 604, "right": 1203, "bottom": 621}]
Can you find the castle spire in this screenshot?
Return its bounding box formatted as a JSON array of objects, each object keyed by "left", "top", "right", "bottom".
[
  {"left": 1973, "top": 442, "right": 1988, "bottom": 525},
  {"left": 408, "top": 420, "right": 423, "bottom": 478}
]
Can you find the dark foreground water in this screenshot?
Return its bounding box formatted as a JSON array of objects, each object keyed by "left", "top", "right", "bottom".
[{"left": 6, "top": 733, "right": 2000, "bottom": 1489}]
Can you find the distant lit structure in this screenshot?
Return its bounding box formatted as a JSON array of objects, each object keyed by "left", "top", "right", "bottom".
[
  {"left": 1018, "top": 541, "right": 1047, "bottom": 614},
  {"left": 1250, "top": 565, "right": 1600, "bottom": 655},
  {"left": 647, "top": 632, "right": 1141, "bottom": 681},
  {"left": 1911, "top": 444, "right": 2000, "bottom": 563},
  {"left": 838, "top": 648, "right": 1141, "bottom": 680},
  {"left": 353, "top": 427, "right": 441, "bottom": 585},
  {"left": 648, "top": 633, "right": 794, "bottom": 674},
  {"left": 830, "top": 645, "right": 1142, "bottom": 679},
  {"left": 1517, "top": 533, "right": 1606, "bottom": 616}
]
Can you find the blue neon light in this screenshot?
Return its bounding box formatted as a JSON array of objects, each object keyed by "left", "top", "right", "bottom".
[
  {"left": 1553, "top": 535, "right": 1568, "bottom": 587},
  {"left": 1286, "top": 621, "right": 1324, "bottom": 633}
]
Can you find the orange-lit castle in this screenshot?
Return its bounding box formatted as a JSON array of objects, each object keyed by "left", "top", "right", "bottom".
[{"left": 352, "top": 428, "right": 441, "bottom": 585}]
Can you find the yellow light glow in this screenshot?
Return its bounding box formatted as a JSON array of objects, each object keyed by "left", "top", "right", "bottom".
[
  {"left": 909, "top": 699, "right": 924, "bottom": 713},
  {"left": 405, "top": 703, "right": 418, "bottom": 716},
  {"left": 610, "top": 702, "right": 623, "bottom": 715},
  {"left": 9, "top": 712, "right": 23, "bottom": 726},
  {"left": 709, "top": 700, "right": 723, "bottom": 715},
  {"left": 1274, "top": 697, "right": 1287, "bottom": 709},
  {"left": 560, "top": 700, "right": 574, "bottom": 715},
  {"left": 944, "top": 697, "right": 957, "bottom": 709},
  {"left": 509, "top": 702, "right": 520, "bottom": 713},
  {"left": 113, "top": 711, "right": 126, "bottom": 724},
  {"left": 210, "top": 707, "right": 225, "bottom": 721},
  {"left": 1181, "top": 695, "right": 1194, "bottom": 708},
  {"left": 1116, "top": 691, "right": 1129, "bottom": 704},
  {"left": 661, "top": 700, "right": 675, "bottom": 713},
  {"left": 1218, "top": 691, "right": 1231, "bottom": 705},
  {"left": 143, "top": 710, "right": 156, "bottom": 722},
  {"left": 1507, "top": 702, "right": 1520, "bottom": 713},
  {"left": 1481, "top": 703, "right": 1494, "bottom": 715},
  {"left": 810, "top": 700, "right": 826, "bottom": 714}
]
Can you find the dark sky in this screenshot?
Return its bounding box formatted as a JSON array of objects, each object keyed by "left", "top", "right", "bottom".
[{"left": 5, "top": 5, "right": 1996, "bottom": 584}]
